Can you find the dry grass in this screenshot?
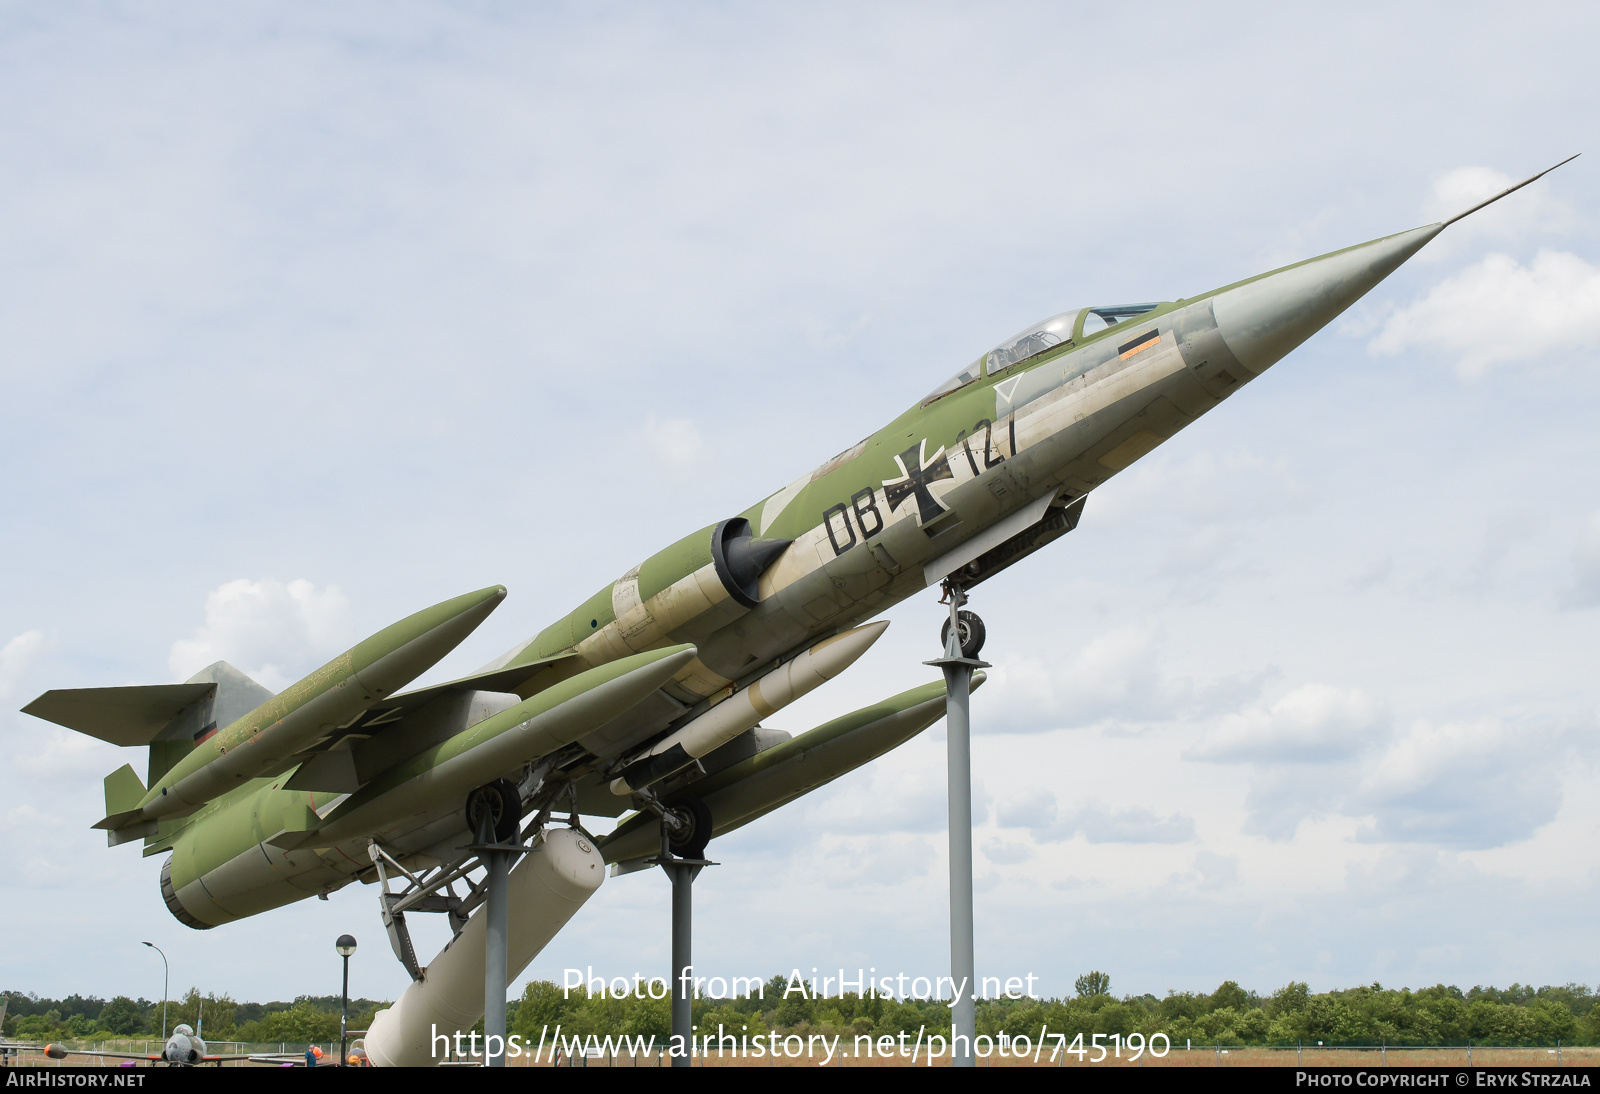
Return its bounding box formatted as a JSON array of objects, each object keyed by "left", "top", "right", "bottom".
[
  {"left": 10, "top": 1043, "right": 1595, "bottom": 1068},
  {"left": 503, "top": 1044, "right": 1600, "bottom": 1068}
]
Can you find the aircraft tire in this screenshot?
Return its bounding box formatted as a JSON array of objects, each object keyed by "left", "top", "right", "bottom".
[
  {"left": 466, "top": 778, "right": 522, "bottom": 843},
  {"left": 941, "top": 610, "right": 986, "bottom": 658},
  {"left": 668, "top": 796, "right": 713, "bottom": 859}
]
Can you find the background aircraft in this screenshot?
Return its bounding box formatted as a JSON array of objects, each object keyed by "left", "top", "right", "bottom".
[{"left": 20, "top": 161, "right": 1573, "bottom": 1064}]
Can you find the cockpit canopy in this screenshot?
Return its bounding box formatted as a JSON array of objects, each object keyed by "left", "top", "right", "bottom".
[{"left": 921, "top": 302, "right": 1164, "bottom": 405}]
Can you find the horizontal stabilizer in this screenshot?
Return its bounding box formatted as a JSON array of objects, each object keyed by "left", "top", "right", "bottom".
[
  {"left": 265, "top": 802, "right": 320, "bottom": 851},
  {"left": 95, "top": 765, "right": 156, "bottom": 843},
  {"left": 22, "top": 684, "right": 215, "bottom": 746},
  {"left": 103, "top": 764, "right": 146, "bottom": 816}
]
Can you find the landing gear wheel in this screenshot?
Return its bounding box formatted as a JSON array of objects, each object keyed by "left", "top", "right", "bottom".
[
  {"left": 941, "top": 610, "right": 986, "bottom": 658},
  {"left": 466, "top": 778, "right": 522, "bottom": 843},
  {"left": 667, "top": 796, "right": 713, "bottom": 859}
]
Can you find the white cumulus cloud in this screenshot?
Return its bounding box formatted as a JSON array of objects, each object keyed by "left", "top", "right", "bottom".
[
  {"left": 1369, "top": 250, "right": 1600, "bottom": 378},
  {"left": 0, "top": 630, "right": 44, "bottom": 698},
  {"left": 986, "top": 624, "right": 1267, "bottom": 732},
  {"left": 996, "top": 790, "right": 1195, "bottom": 845},
  {"left": 1356, "top": 717, "right": 1568, "bottom": 849},
  {"left": 1421, "top": 165, "right": 1564, "bottom": 242},
  {"left": 1187, "top": 683, "right": 1390, "bottom": 764},
  {"left": 644, "top": 415, "right": 705, "bottom": 473},
  {"left": 168, "top": 578, "right": 351, "bottom": 690}
]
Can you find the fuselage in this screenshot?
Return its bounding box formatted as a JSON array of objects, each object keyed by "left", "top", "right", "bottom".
[{"left": 154, "top": 223, "right": 1443, "bottom": 928}]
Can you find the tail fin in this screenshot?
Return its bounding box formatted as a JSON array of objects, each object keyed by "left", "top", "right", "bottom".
[
  {"left": 23, "top": 661, "right": 274, "bottom": 787},
  {"left": 24, "top": 662, "right": 275, "bottom": 844},
  {"left": 144, "top": 662, "right": 274, "bottom": 787}
]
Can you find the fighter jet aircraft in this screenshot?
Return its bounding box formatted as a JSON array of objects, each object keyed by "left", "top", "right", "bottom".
[
  {"left": 37, "top": 1024, "right": 232, "bottom": 1067},
  {"left": 22, "top": 158, "right": 1574, "bottom": 1066}
]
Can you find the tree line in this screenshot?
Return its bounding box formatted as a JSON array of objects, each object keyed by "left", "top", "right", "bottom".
[
  {"left": 508, "top": 973, "right": 1600, "bottom": 1048},
  {"left": 1, "top": 989, "right": 385, "bottom": 1044},
  {"left": 9, "top": 974, "right": 1598, "bottom": 1047}
]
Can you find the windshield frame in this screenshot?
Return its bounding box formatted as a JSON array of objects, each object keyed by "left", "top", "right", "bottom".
[{"left": 983, "top": 309, "right": 1084, "bottom": 377}]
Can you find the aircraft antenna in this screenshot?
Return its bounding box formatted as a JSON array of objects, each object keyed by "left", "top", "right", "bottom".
[{"left": 1441, "top": 153, "right": 1579, "bottom": 227}]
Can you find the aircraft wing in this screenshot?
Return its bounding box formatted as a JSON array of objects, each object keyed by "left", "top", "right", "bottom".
[
  {"left": 270, "top": 652, "right": 583, "bottom": 793},
  {"left": 41, "top": 1044, "right": 252, "bottom": 1064}
]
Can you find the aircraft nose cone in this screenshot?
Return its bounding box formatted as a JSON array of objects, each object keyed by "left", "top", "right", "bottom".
[{"left": 1211, "top": 224, "right": 1442, "bottom": 376}]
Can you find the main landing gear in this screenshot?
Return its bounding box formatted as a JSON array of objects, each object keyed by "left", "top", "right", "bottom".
[{"left": 628, "top": 790, "right": 716, "bottom": 1067}]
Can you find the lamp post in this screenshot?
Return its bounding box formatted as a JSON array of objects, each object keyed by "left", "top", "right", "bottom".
[
  {"left": 140, "top": 942, "right": 169, "bottom": 1041},
  {"left": 335, "top": 936, "right": 357, "bottom": 1066}
]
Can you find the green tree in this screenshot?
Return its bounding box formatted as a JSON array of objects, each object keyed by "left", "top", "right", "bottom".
[
  {"left": 513, "top": 981, "right": 574, "bottom": 1042},
  {"left": 97, "top": 997, "right": 144, "bottom": 1036},
  {"left": 168, "top": 988, "right": 237, "bottom": 1040},
  {"left": 1210, "top": 981, "right": 1251, "bottom": 1012},
  {"left": 1265, "top": 982, "right": 1309, "bottom": 1018},
  {"left": 1074, "top": 971, "right": 1111, "bottom": 998},
  {"left": 239, "top": 1001, "right": 339, "bottom": 1043}
]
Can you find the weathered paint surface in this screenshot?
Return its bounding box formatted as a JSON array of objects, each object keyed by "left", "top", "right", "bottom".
[{"left": 30, "top": 195, "right": 1496, "bottom": 929}]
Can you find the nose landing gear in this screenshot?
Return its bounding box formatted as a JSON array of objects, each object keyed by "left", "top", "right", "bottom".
[{"left": 940, "top": 609, "right": 986, "bottom": 659}]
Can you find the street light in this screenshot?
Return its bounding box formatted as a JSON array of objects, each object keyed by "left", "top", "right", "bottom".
[
  {"left": 140, "top": 942, "right": 169, "bottom": 1041},
  {"left": 335, "top": 935, "right": 357, "bottom": 1066}
]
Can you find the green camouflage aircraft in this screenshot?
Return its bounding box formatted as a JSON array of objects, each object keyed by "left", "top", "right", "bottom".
[{"left": 22, "top": 159, "right": 1573, "bottom": 1065}]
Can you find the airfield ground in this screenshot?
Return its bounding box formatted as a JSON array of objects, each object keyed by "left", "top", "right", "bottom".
[{"left": 9, "top": 1045, "right": 1599, "bottom": 1068}]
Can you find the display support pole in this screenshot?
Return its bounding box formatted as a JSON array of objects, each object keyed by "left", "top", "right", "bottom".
[
  {"left": 478, "top": 812, "right": 511, "bottom": 1069},
  {"left": 926, "top": 584, "right": 989, "bottom": 1068},
  {"left": 657, "top": 823, "right": 714, "bottom": 1067}
]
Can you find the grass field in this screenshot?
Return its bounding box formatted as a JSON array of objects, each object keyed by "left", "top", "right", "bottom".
[{"left": 8, "top": 1043, "right": 1596, "bottom": 1068}]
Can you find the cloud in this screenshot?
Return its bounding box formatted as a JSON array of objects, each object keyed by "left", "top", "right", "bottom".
[
  {"left": 1192, "top": 850, "right": 1239, "bottom": 891},
  {"left": 644, "top": 415, "right": 704, "bottom": 473},
  {"left": 1562, "top": 512, "right": 1600, "bottom": 608},
  {"left": 1068, "top": 804, "right": 1196, "bottom": 844},
  {"left": 0, "top": 630, "right": 43, "bottom": 698},
  {"left": 995, "top": 787, "right": 1056, "bottom": 830},
  {"left": 1369, "top": 250, "right": 1600, "bottom": 377},
  {"left": 1187, "top": 684, "right": 1390, "bottom": 764},
  {"left": 1356, "top": 718, "right": 1570, "bottom": 849},
  {"left": 811, "top": 834, "right": 935, "bottom": 888},
  {"left": 1091, "top": 448, "right": 1314, "bottom": 530},
  {"left": 1421, "top": 166, "right": 1565, "bottom": 243},
  {"left": 997, "top": 791, "right": 1196, "bottom": 845},
  {"left": 168, "top": 579, "right": 351, "bottom": 690},
  {"left": 986, "top": 625, "right": 1270, "bottom": 732},
  {"left": 982, "top": 837, "right": 1032, "bottom": 865},
  {"left": 1239, "top": 766, "right": 1357, "bottom": 841}
]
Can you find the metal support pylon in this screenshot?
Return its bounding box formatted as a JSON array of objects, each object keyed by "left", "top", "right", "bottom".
[
  {"left": 927, "top": 582, "right": 989, "bottom": 1067},
  {"left": 467, "top": 805, "right": 535, "bottom": 1068},
  {"left": 656, "top": 822, "right": 715, "bottom": 1067},
  {"left": 474, "top": 809, "right": 512, "bottom": 1068}
]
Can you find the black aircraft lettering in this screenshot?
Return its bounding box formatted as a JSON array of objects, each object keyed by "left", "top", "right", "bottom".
[
  {"left": 823, "top": 502, "right": 857, "bottom": 556},
  {"left": 851, "top": 488, "right": 884, "bottom": 538}
]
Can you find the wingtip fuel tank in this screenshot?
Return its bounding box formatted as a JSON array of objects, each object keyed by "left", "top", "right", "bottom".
[{"left": 131, "top": 584, "right": 507, "bottom": 826}]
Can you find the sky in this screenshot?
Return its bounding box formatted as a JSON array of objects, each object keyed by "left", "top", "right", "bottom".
[{"left": 2, "top": 2, "right": 1599, "bottom": 1012}]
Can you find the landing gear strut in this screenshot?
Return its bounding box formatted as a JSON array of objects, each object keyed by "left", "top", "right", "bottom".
[{"left": 367, "top": 776, "right": 550, "bottom": 1068}]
